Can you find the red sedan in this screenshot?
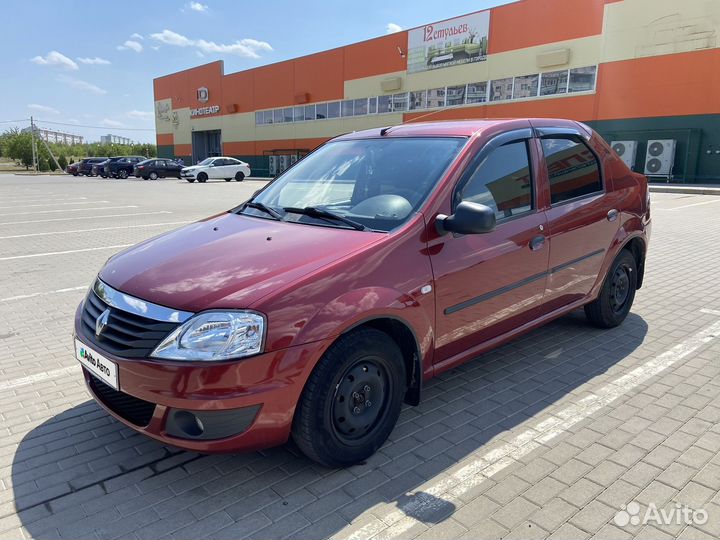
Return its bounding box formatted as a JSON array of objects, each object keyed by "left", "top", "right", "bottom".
[{"left": 74, "top": 118, "right": 650, "bottom": 466}]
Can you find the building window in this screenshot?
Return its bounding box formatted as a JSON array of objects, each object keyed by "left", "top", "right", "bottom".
[
  {"left": 293, "top": 106, "right": 304, "bottom": 122},
  {"left": 466, "top": 82, "right": 488, "bottom": 104},
  {"left": 540, "top": 70, "right": 568, "bottom": 96},
  {"left": 263, "top": 110, "right": 273, "bottom": 124},
  {"left": 427, "top": 88, "right": 445, "bottom": 108},
  {"left": 327, "top": 101, "right": 340, "bottom": 119},
  {"left": 409, "top": 90, "right": 427, "bottom": 110},
  {"left": 391, "top": 92, "right": 409, "bottom": 112},
  {"left": 304, "top": 104, "right": 316, "bottom": 121},
  {"left": 568, "top": 66, "right": 597, "bottom": 93},
  {"left": 377, "top": 95, "right": 391, "bottom": 114},
  {"left": 315, "top": 102, "right": 328, "bottom": 119},
  {"left": 490, "top": 78, "right": 513, "bottom": 101},
  {"left": 446, "top": 85, "right": 466, "bottom": 106},
  {"left": 368, "top": 97, "right": 378, "bottom": 114},
  {"left": 513, "top": 74, "right": 539, "bottom": 99},
  {"left": 353, "top": 98, "right": 368, "bottom": 116},
  {"left": 341, "top": 100, "right": 354, "bottom": 117},
  {"left": 255, "top": 111, "right": 263, "bottom": 125},
  {"left": 541, "top": 138, "right": 602, "bottom": 204},
  {"left": 283, "top": 108, "right": 293, "bottom": 122},
  {"left": 273, "top": 109, "right": 285, "bottom": 123}
]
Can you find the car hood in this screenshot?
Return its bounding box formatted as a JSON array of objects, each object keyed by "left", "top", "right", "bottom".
[
  {"left": 181, "top": 165, "right": 204, "bottom": 171},
  {"left": 99, "top": 212, "right": 384, "bottom": 313}
]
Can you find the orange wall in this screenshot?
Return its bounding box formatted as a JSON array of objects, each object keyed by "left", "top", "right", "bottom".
[
  {"left": 156, "top": 133, "right": 173, "bottom": 146},
  {"left": 342, "top": 32, "right": 408, "bottom": 81}
]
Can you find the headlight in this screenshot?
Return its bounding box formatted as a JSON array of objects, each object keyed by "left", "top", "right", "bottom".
[{"left": 151, "top": 311, "right": 265, "bottom": 361}]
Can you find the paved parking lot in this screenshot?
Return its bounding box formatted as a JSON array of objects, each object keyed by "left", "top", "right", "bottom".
[{"left": 1, "top": 174, "right": 719, "bottom": 540}]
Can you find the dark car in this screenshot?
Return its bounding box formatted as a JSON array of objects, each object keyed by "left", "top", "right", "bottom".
[
  {"left": 106, "top": 156, "right": 146, "bottom": 179},
  {"left": 74, "top": 119, "right": 650, "bottom": 467},
  {"left": 66, "top": 162, "right": 79, "bottom": 176},
  {"left": 78, "top": 157, "right": 109, "bottom": 176},
  {"left": 133, "top": 158, "right": 183, "bottom": 180},
  {"left": 92, "top": 157, "right": 119, "bottom": 178}
]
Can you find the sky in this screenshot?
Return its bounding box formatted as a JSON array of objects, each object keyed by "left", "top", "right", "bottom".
[{"left": 0, "top": 0, "right": 514, "bottom": 144}]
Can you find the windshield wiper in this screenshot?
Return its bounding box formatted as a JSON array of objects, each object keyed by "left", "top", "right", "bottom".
[
  {"left": 241, "top": 201, "right": 283, "bottom": 220},
  {"left": 282, "top": 206, "right": 367, "bottom": 231}
]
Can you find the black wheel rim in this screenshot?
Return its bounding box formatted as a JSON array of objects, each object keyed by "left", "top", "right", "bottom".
[
  {"left": 610, "top": 264, "right": 631, "bottom": 313},
  {"left": 330, "top": 358, "right": 391, "bottom": 445}
]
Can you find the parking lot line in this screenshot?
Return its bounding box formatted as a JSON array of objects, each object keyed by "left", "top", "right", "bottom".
[
  {"left": 0, "top": 365, "right": 79, "bottom": 392},
  {"left": 338, "top": 313, "right": 720, "bottom": 540},
  {"left": 0, "top": 210, "right": 172, "bottom": 225},
  {"left": 0, "top": 244, "right": 132, "bottom": 261},
  {"left": 700, "top": 308, "right": 720, "bottom": 316},
  {"left": 0, "top": 200, "right": 109, "bottom": 209},
  {"left": 0, "top": 286, "right": 87, "bottom": 303},
  {"left": 0, "top": 221, "right": 189, "bottom": 240},
  {"left": 0, "top": 205, "right": 137, "bottom": 216},
  {"left": 0, "top": 195, "right": 86, "bottom": 202}
]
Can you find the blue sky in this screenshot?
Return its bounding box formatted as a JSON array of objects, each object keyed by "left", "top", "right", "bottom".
[{"left": 1, "top": 0, "right": 513, "bottom": 143}]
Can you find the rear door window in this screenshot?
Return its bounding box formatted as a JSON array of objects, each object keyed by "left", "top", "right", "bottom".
[
  {"left": 457, "top": 141, "right": 533, "bottom": 221},
  {"left": 541, "top": 138, "right": 602, "bottom": 204}
]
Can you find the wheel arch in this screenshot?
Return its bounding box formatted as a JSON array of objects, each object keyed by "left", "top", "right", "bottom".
[{"left": 619, "top": 235, "right": 647, "bottom": 289}]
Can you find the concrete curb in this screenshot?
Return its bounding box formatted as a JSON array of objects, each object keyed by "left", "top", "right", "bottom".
[{"left": 649, "top": 184, "right": 720, "bottom": 196}]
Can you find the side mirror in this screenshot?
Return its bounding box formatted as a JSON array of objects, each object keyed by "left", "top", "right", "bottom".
[{"left": 436, "top": 201, "right": 496, "bottom": 235}]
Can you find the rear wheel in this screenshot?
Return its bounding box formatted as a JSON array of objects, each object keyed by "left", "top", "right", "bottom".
[
  {"left": 292, "top": 328, "right": 406, "bottom": 467},
  {"left": 118, "top": 169, "right": 128, "bottom": 179},
  {"left": 235, "top": 171, "right": 245, "bottom": 182},
  {"left": 149, "top": 172, "right": 158, "bottom": 180},
  {"left": 197, "top": 172, "right": 208, "bottom": 183},
  {"left": 224, "top": 178, "right": 232, "bottom": 182},
  {"left": 585, "top": 250, "right": 637, "bottom": 328},
  {"left": 141, "top": 176, "right": 149, "bottom": 180},
  {"left": 186, "top": 178, "right": 196, "bottom": 183}
]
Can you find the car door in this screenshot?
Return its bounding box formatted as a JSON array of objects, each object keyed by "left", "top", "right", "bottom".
[
  {"left": 430, "top": 129, "right": 550, "bottom": 366},
  {"left": 533, "top": 124, "right": 620, "bottom": 314}
]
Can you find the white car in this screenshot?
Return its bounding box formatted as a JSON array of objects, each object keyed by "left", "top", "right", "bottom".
[{"left": 181, "top": 157, "right": 251, "bottom": 183}]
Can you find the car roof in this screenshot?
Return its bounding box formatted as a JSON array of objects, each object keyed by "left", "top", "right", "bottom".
[{"left": 332, "top": 118, "right": 583, "bottom": 141}]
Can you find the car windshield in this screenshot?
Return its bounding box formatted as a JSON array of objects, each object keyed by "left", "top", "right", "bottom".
[
  {"left": 241, "top": 137, "right": 466, "bottom": 232},
  {"left": 197, "top": 158, "right": 214, "bottom": 166}
]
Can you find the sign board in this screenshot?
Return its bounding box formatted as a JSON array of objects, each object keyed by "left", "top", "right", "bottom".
[
  {"left": 407, "top": 11, "right": 490, "bottom": 74},
  {"left": 190, "top": 105, "right": 220, "bottom": 117}
]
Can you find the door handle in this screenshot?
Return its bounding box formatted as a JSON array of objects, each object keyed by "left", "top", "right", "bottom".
[
  {"left": 530, "top": 235, "right": 545, "bottom": 251},
  {"left": 607, "top": 209, "right": 619, "bottom": 222}
]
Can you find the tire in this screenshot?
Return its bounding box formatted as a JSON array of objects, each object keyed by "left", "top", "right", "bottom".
[
  {"left": 584, "top": 249, "right": 637, "bottom": 328},
  {"left": 149, "top": 172, "right": 158, "bottom": 180},
  {"left": 72, "top": 173, "right": 78, "bottom": 176},
  {"left": 142, "top": 176, "right": 149, "bottom": 180},
  {"left": 118, "top": 169, "right": 128, "bottom": 179},
  {"left": 197, "top": 172, "right": 208, "bottom": 183},
  {"left": 292, "top": 328, "right": 406, "bottom": 467},
  {"left": 224, "top": 178, "right": 232, "bottom": 182},
  {"left": 235, "top": 171, "right": 245, "bottom": 182},
  {"left": 186, "top": 178, "right": 196, "bottom": 183}
]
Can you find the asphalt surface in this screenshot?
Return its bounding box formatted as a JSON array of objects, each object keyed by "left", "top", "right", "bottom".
[{"left": 1, "top": 174, "right": 719, "bottom": 539}]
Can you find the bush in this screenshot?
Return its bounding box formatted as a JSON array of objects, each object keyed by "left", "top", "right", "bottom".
[
  {"left": 58, "top": 155, "right": 68, "bottom": 170},
  {"left": 37, "top": 157, "right": 49, "bottom": 171}
]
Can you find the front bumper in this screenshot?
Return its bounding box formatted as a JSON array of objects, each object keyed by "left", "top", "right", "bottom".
[
  {"left": 74, "top": 303, "right": 330, "bottom": 453},
  {"left": 180, "top": 171, "right": 196, "bottom": 178}
]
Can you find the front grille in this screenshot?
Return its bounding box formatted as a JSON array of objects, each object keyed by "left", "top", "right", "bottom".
[
  {"left": 81, "top": 290, "right": 179, "bottom": 358},
  {"left": 89, "top": 375, "right": 155, "bottom": 426}
]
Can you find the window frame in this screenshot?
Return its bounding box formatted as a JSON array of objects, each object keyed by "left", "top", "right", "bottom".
[
  {"left": 538, "top": 132, "right": 605, "bottom": 207},
  {"left": 452, "top": 128, "right": 536, "bottom": 225}
]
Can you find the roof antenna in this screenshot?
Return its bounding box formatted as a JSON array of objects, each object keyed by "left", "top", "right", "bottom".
[{"left": 380, "top": 126, "right": 393, "bottom": 136}]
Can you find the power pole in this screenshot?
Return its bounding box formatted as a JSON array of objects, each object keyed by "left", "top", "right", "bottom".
[{"left": 30, "top": 116, "right": 38, "bottom": 172}]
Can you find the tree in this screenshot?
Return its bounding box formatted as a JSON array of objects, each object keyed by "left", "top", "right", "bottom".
[
  {"left": 58, "top": 154, "right": 68, "bottom": 171},
  {"left": 4, "top": 130, "right": 34, "bottom": 169},
  {"left": 37, "top": 157, "right": 49, "bottom": 171}
]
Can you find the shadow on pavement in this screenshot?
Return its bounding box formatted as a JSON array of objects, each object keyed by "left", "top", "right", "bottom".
[{"left": 10, "top": 311, "right": 648, "bottom": 539}]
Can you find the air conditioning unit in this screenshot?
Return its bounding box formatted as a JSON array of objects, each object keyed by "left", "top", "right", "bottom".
[
  {"left": 611, "top": 140, "right": 638, "bottom": 170},
  {"left": 644, "top": 139, "right": 676, "bottom": 177}
]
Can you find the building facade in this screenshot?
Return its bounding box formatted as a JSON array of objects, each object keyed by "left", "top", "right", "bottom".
[
  {"left": 100, "top": 134, "right": 133, "bottom": 145},
  {"left": 153, "top": 0, "right": 720, "bottom": 182},
  {"left": 22, "top": 126, "right": 83, "bottom": 145}
]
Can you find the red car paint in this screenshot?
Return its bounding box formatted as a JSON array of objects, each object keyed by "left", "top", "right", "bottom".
[{"left": 74, "top": 118, "right": 650, "bottom": 453}]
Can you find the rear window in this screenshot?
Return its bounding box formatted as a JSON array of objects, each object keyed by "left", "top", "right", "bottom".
[{"left": 541, "top": 138, "right": 602, "bottom": 204}]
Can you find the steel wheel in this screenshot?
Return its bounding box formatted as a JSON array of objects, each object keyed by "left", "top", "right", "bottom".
[{"left": 609, "top": 264, "right": 631, "bottom": 314}]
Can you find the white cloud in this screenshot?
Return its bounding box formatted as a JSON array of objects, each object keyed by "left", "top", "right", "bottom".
[
  {"left": 188, "top": 1, "right": 208, "bottom": 11},
  {"left": 149, "top": 29, "right": 272, "bottom": 58},
  {"left": 27, "top": 103, "right": 60, "bottom": 115},
  {"left": 100, "top": 118, "right": 125, "bottom": 128},
  {"left": 56, "top": 75, "right": 107, "bottom": 95},
  {"left": 77, "top": 56, "right": 111, "bottom": 65},
  {"left": 386, "top": 23, "right": 402, "bottom": 34},
  {"left": 126, "top": 110, "right": 153, "bottom": 120},
  {"left": 130, "top": 33, "right": 144, "bottom": 40},
  {"left": 30, "top": 50, "right": 78, "bottom": 70},
  {"left": 117, "top": 40, "right": 143, "bottom": 53}
]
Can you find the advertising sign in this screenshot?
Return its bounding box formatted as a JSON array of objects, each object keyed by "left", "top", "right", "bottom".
[{"left": 407, "top": 11, "right": 490, "bottom": 74}]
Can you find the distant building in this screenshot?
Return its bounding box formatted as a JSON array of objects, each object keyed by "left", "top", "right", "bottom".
[
  {"left": 22, "top": 126, "right": 83, "bottom": 145},
  {"left": 100, "top": 134, "right": 133, "bottom": 145}
]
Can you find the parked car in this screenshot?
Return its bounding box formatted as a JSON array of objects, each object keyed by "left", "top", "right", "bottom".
[
  {"left": 78, "top": 157, "right": 108, "bottom": 176},
  {"left": 105, "top": 156, "right": 146, "bottom": 179},
  {"left": 181, "top": 156, "right": 251, "bottom": 182},
  {"left": 66, "top": 162, "right": 79, "bottom": 176},
  {"left": 92, "top": 157, "right": 118, "bottom": 178},
  {"left": 73, "top": 119, "right": 650, "bottom": 467},
  {"left": 133, "top": 158, "right": 183, "bottom": 180}
]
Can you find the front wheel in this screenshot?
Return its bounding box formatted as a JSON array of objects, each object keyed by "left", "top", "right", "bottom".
[
  {"left": 585, "top": 250, "right": 637, "bottom": 328},
  {"left": 224, "top": 178, "right": 232, "bottom": 182},
  {"left": 197, "top": 172, "right": 208, "bottom": 183},
  {"left": 186, "top": 178, "right": 195, "bottom": 183},
  {"left": 118, "top": 169, "right": 128, "bottom": 179},
  {"left": 292, "top": 328, "right": 406, "bottom": 467},
  {"left": 235, "top": 171, "right": 245, "bottom": 182}
]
